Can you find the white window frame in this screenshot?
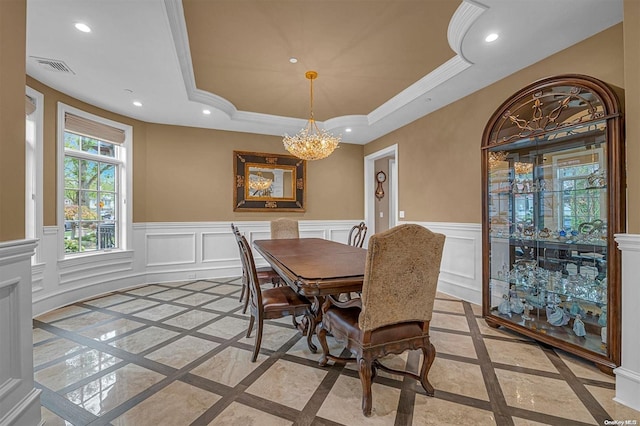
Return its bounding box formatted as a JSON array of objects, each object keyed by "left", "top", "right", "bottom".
[
  {"left": 56, "top": 103, "right": 132, "bottom": 258},
  {"left": 26, "top": 86, "right": 44, "bottom": 264}
]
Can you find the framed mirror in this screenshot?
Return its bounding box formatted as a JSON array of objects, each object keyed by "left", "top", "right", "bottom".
[{"left": 233, "top": 151, "right": 306, "bottom": 211}]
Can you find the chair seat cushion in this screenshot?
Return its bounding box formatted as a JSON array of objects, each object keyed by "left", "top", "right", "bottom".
[
  {"left": 324, "top": 305, "right": 427, "bottom": 348},
  {"left": 262, "top": 286, "right": 310, "bottom": 312}
]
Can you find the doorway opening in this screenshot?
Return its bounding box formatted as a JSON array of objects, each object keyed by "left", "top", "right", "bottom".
[{"left": 364, "top": 144, "right": 398, "bottom": 236}]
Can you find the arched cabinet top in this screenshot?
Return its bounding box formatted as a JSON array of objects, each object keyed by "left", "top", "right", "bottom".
[{"left": 482, "top": 74, "right": 622, "bottom": 149}]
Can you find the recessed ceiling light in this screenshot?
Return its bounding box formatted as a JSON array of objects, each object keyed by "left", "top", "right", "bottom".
[
  {"left": 75, "top": 23, "right": 91, "bottom": 33},
  {"left": 133, "top": 101, "right": 142, "bottom": 107},
  {"left": 345, "top": 128, "right": 352, "bottom": 133},
  {"left": 289, "top": 57, "right": 298, "bottom": 64},
  {"left": 203, "top": 109, "right": 211, "bottom": 115},
  {"left": 485, "top": 33, "right": 499, "bottom": 43}
]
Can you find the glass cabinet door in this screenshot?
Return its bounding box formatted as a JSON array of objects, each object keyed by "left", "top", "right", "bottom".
[{"left": 482, "top": 75, "right": 624, "bottom": 372}]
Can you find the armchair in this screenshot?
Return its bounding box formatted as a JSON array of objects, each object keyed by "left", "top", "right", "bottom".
[{"left": 316, "top": 224, "right": 445, "bottom": 416}]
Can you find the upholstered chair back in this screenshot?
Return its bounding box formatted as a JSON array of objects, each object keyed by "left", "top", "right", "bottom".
[
  {"left": 358, "top": 224, "right": 445, "bottom": 331},
  {"left": 270, "top": 218, "right": 300, "bottom": 239}
]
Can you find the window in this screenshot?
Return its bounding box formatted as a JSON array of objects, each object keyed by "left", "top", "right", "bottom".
[
  {"left": 58, "top": 104, "right": 131, "bottom": 256},
  {"left": 26, "top": 87, "right": 44, "bottom": 263},
  {"left": 559, "top": 163, "right": 601, "bottom": 230}
]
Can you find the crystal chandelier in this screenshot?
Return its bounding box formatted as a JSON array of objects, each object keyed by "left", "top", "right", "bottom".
[
  {"left": 488, "top": 151, "right": 508, "bottom": 169},
  {"left": 283, "top": 71, "right": 340, "bottom": 161}
]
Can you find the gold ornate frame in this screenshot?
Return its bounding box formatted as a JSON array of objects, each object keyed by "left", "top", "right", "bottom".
[{"left": 233, "top": 151, "right": 306, "bottom": 212}]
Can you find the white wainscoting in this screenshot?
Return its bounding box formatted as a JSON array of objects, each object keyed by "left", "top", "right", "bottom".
[
  {"left": 0, "top": 239, "right": 41, "bottom": 426},
  {"left": 402, "top": 221, "right": 483, "bottom": 305},
  {"left": 31, "top": 220, "right": 363, "bottom": 317},
  {"left": 30, "top": 220, "right": 483, "bottom": 316}
]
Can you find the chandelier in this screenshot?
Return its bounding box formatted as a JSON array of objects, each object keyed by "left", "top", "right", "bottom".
[
  {"left": 514, "top": 162, "right": 533, "bottom": 175},
  {"left": 248, "top": 172, "right": 272, "bottom": 195},
  {"left": 283, "top": 71, "right": 340, "bottom": 161},
  {"left": 488, "top": 151, "right": 508, "bottom": 169}
]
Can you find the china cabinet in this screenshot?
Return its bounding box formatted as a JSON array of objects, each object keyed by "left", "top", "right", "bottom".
[{"left": 481, "top": 75, "right": 625, "bottom": 371}]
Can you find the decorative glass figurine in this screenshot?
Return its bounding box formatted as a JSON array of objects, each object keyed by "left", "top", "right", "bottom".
[
  {"left": 573, "top": 314, "right": 586, "bottom": 337},
  {"left": 548, "top": 305, "right": 570, "bottom": 326},
  {"left": 598, "top": 305, "right": 607, "bottom": 327},
  {"left": 498, "top": 294, "right": 512, "bottom": 317},
  {"left": 569, "top": 300, "right": 585, "bottom": 317},
  {"left": 511, "top": 297, "right": 525, "bottom": 314}
]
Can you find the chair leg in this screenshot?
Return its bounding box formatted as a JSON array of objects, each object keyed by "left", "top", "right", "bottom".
[
  {"left": 419, "top": 342, "right": 436, "bottom": 396},
  {"left": 317, "top": 324, "right": 330, "bottom": 366},
  {"left": 251, "top": 318, "right": 264, "bottom": 362},
  {"left": 246, "top": 315, "right": 254, "bottom": 338},
  {"left": 358, "top": 356, "right": 374, "bottom": 417}
]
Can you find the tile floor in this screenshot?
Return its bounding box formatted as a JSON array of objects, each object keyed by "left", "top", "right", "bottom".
[{"left": 33, "top": 278, "right": 640, "bottom": 425}]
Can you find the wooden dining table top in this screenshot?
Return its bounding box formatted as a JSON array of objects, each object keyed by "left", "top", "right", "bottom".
[{"left": 253, "top": 238, "right": 367, "bottom": 297}]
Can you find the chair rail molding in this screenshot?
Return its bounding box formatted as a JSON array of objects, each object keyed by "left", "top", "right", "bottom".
[
  {"left": 0, "top": 239, "right": 41, "bottom": 426},
  {"left": 614, "top": 233, "right": 640, "bottom": 411}
]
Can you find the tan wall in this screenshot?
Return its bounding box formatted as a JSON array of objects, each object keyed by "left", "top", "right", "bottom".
[
  {"left": 365, "top": 24, "right": 626, "bottom": 225},
  {"left": 0, "top": 0, "right": 26, "bottom": 242},
  {"left": 142, "top": 124, "right": 363, "bottom": 221},
  {"left": 624, "top": 0, "right": 640, "bottom": 233},
  {"left": 26, "top": 79, "right": 364, "bottom": 224}
]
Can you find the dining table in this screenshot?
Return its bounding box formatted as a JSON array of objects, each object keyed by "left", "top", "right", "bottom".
[
  {"left": 253, "top": 237, "right": 367, "bottom": 350},
  {"left": 253, "top": 237, "right": 367, "bottom": 297}
]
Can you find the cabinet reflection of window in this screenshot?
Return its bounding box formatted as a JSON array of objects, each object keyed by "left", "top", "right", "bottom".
[{"left": 559, "top": 163, "right": 602, "bottom": 230}]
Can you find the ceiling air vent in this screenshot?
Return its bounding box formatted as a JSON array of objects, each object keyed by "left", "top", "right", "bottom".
[{"left": 30, "top": 56, "right": 75, "bottom": 74}]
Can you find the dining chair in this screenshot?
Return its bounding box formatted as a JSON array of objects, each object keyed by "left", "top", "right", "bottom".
[
  {"left": 347, "top": 221, "right": 367, "bottom": 248},
  {"left": 231, "top": 224, "right": 281, "bottom": 314},
  {"left": 270, "top": 218, "right": 299, "bottom": 239},
  {"left": 316, "top": 224, "right": 445, "bottom": 416},
  {"left": 238, "top": 234, "right": 315, "bottom": 361}
]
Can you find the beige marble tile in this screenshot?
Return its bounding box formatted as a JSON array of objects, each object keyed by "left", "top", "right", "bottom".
[
  {"left": 286, "top": 333, "right": 344, "bottom": 363},
  {"left": 485, "top": 339, "right": 558, "bottom": 373},
  {"left": 431, "top": 312, "right": 470, "bottom": 332},
  {"left": 475, "top": 318, "right": 531, "bottom": 340},
  {"left": 436, "top": 292, "right": 460, "bottom": 301},
  {"left": 495, "top": 368, "right": 596, "bottom": 424},
  {"left": 208, "top": 401, "right": 292, "bottom": 426},
  {"left": 246, "top": 359, "right": 327, "bottom": 410},
  {"left": 172, "top": 292, "right": 218, "bottom": 306},
  {"left": 35, "top": 305, "right": 90, "bottom": 323},
  {"left": 41, "top": 407, "right": 73, "bottom": 426},
  {"left": 65, "top": 364, "right": 165, "bottom": 416},
  {"left": 433, "top": 299, "right": 466, "bottom": 314},
  {"left": 163, "top": 309, "right": 218, "bottom": 329},
  {"left": 586, "top": 384, "right": 640, "bottom": 421},
  {"left": 412, "top": 394, "right": 496, "bottom": 425},
  {"left": 557, "top": 351, "right": 615, "bottom": 383},
  {"left": 181, "top": 281, "right": 218, "bottom": 291},
  {"left": 317, "top": 375, "right": 400, "bottom": 425},
  {"left": 147, "top": 288, "right": 194, "bottom": 301},
  {"left": 108, "top": 326, "right": 179, "bottom": 354},
  {"left": 202, "top": 297, "right": 243, "bottom": 312},
  {"left": 112, "top": 380, "right": 220, "bottom": 425},
  {"left": 428, "top": 357, "right": 489, "bottom": 401},
  {"left": 51, "top": 311, "right": 116, "bottom": 331},
  {"left": 33, "top": 338, "right": 86, "bottom": 367},
  {"left": 123, "top": 285, "right": 168, "bottom": 296},
  {"left": 205, "top": 284, "right": 242, "bottom": 295},
  {"left": 190, "top": 346, "right": 267, "bottom": 387},
  {"left": 106, "top": 298, "right": 160, "bottom": 314},
  {"left": 131, "top": 303, "right": 188, "bottom": 321},
  {"left": 35, "top": 349, "right": 121, "bottom": 391},
  {"left": 145, "top": 335, "right": 218, "bottom": 369},
  {"left": 470, "top": 303, "right": 484, "bottom": 316},
  {"left": 512, "top": 418, "right": 554, "bottom": 425},
  {"left": 430, "top": 329, "right": 476, "bottom": 358},
  {"left": 199, "top": 316, "right": 249, "bottom": 339},
  {"left": 238, "top": 323, "right": 299, "bottom": 351},
  {"left": 32, "top": 328, "right": 56, "bottom": 344},
  {"left": 79, "top": 318, "right": 145, "bottom": 341},
  {"left": 83, "top": 293, "right": 134, "bottom": 308}
]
